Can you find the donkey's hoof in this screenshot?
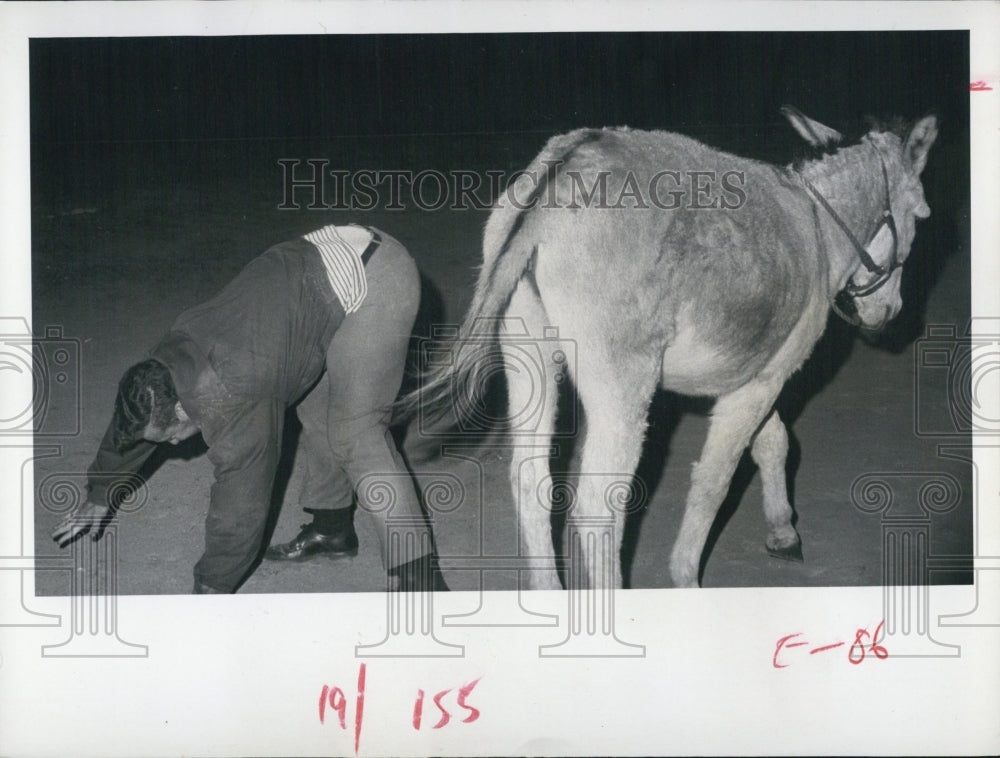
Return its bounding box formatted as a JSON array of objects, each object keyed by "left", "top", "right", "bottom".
[{"left": 767, "top": 538, "right": 803, "bottom": 563}]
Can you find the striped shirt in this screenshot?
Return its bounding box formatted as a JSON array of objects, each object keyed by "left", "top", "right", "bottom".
[{"left": 304, "top": 224, "right": 369, "bottom": 314}]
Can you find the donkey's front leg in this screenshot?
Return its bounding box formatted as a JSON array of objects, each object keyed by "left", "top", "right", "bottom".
[
  {"left": 669, "top": 382, "right": 781, "bottom": 588},
  {"left": 751, "top": 410, "right": 802, "bottom": 561}
]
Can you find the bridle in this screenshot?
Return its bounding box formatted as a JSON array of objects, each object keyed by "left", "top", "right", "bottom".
[{"left": 798, "top": 141, "right": 901, "bottom": 325}]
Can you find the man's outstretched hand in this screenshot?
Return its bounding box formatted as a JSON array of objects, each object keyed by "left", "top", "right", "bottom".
[{"left": 52, "top": 501, "right": 113, "bottom": 547}]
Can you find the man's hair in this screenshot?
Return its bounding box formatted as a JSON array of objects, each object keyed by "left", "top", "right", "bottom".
[{"left": 111, "top": 359, "right": 179, "bottom": 452}]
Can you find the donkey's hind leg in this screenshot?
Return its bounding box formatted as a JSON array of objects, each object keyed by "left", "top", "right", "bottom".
[
  {"left": 750, "top": 410, "right": 803, "bottom": 561},
  {"left": 669, "top": 381, "right": 782, "bottom": 588},
  {"left": 570, "top": 352, "right": 660, "bottom": 590},
  {"left": 504, "top": 281, "right": 564, "bottom": 591}
]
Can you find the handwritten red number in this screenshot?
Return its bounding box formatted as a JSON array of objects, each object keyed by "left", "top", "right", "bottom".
[
  {"left": 870, "top": 620, "right": 889, "bottom": 660},
  {"left": 414, "top": 678, "right": 482, "bottom": 730},
  {"left": 412, "top": 688, "right": 425, "bottom": 730},
  {"left": 317, "top": 664, "right": 366, "bottom": 753},
  {"left": 319, "top": 685, "right": 348, "bottom": 729},
  {"left": 849, "top": 622, "right": 888, "bottom": 664},
  {"left": 457, "top": 677, "right": 482, "bottom": 723},
  {"left": 318, "top": 685, "right": 328, "bottom": 725},
  {"left": 432, "top": 688, "right": 453, "bottom": 729},
  {"left": 323, "top": 669, "right": 481, "bottom": 738},
  {"left": 849, "top": 627, "right": 869, "bottom": 664}
]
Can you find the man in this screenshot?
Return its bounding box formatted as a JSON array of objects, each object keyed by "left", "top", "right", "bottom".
[{"left": 52, "top": 223, "right": 448, "bottom": 594}]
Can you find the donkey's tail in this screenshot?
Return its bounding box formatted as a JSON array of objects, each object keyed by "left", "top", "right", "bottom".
[{"left": 394, "top": 128, "right": 604, "bottom": 427}]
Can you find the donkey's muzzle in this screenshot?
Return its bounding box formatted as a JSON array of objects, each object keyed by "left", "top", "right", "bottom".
[{"left": 859, "top": 305, "right": 894, "bottom": 339}]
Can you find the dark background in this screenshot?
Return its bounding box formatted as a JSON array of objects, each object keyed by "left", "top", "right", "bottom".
[
  {"left": 31, "top": 32, "right": 964, "bottom": 148},
  {"left": 29, "top": 32, "right": 972, "bottom": 593},
  {"left": 30, "top": 31, "right": 970, "bottom": 335}
]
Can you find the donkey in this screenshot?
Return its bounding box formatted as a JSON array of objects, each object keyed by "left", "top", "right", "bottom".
[{"left": 412, "top": 107, "right": 938, "bottom": 589}]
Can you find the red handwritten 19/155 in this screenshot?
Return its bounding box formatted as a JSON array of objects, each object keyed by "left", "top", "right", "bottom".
[
  {"left": 319, "top": 664, "right": 482, "bottom": 754},
  {"left": 773, "top": 620, "right": 888, "bottom": 668}
]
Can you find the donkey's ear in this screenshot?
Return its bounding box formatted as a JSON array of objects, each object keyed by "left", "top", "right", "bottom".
[
  {"left": 904, "top": 115, "right": 939, "bottom": 175},
  {"left": 780, "top": 105, "right": 843, "bottom": 148}
]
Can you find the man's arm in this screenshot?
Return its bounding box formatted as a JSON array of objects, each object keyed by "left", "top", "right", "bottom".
[
  {"left": 88, "top": 421, "right": 159, "bottom": 504},
  {"left": 52, "top": 421, "right": 159, "bottom": 547}
]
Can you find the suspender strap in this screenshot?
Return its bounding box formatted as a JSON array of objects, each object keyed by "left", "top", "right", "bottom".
[{"left": 360, "top": 229, "right": 381, "bottom": 266}]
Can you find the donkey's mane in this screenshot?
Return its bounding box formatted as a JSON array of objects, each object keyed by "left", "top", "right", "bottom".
[
  {"left": 862, "top": 114, "right": 911, "bottom": 139},
  {"left": 790, "top": 114, "right": 914, "bottom": 170},
  {"left": 791, "top": 119, "right": 907, "bottom": 236}
]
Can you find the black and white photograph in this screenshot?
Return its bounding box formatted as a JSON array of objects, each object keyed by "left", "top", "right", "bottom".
[
  {"left": 25, "top": 26, "right": 975, "bottom": 596},
  {"left": 1, "top": 2, "right": 998, "bottom": 756}
]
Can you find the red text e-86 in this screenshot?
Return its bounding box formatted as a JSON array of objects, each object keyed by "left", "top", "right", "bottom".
[{"left": 773, "top": 620, "right": 888, "bottom": 668}]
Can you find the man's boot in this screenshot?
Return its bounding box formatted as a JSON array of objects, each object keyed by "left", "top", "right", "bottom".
[{"left": 265, "top": 507, "right": 359, "bottom": 562}]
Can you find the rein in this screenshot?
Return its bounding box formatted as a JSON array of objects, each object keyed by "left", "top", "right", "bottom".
[{"left": 796, "top": 142, "right": 900, "bottom": 325}]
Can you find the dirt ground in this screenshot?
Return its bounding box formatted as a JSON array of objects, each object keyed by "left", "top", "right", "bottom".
[{"left": 30, "top": 132, "right": 972, "bottom": 595}]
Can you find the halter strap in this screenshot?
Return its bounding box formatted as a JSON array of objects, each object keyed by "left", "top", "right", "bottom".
[
  {"left": 800, "top": 155, "right": 893, "bottom": 276},
  {"left": 796, "top": 141, "right": 900, "bottom": 322}
]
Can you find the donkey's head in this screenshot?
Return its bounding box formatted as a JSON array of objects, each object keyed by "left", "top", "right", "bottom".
[{"left": 782, "top": 106, "right": 939, "bottom": 332}]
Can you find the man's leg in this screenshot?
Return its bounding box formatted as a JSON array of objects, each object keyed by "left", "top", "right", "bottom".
[
  {"left": 324, "top": 232, "right": 446, "bottom": 590},
  {"left": 264, "top": 375, "right": 359, "bottom": 562},
  {"left": 194, "top": 398, "right": 285, "bottom": 593}
]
